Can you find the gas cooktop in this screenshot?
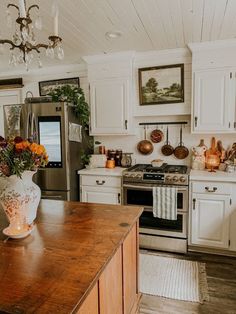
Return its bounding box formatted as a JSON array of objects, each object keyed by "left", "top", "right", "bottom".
[{"left": 123, "top": 164, "right": 189, "bottom": 185}]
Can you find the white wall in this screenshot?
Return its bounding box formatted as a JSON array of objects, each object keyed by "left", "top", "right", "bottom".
[
  {"left": 0, "top": 63, "right": 89, "bottom": 102},
  {"left": 1, "top": 50, "right": 236, "bottom": 168}
]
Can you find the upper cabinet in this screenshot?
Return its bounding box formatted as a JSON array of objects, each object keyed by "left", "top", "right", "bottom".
[
  {"left": 83, "top": 52, "right": 134, "bottom": 136},
  {"left": 192, "top": 68, "right": 234, "bottom": 133},
  {"left": 188, "top": 40, "right": 236, "bottom": 134}
]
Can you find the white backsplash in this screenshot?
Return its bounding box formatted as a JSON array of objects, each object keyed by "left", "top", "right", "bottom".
[{"left": 95, "top": 116, "right": 236, "bottom": 167}]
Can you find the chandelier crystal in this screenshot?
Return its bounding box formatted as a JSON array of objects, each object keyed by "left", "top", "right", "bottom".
[{"left": 0, "top": 0, "right": 64, "bottom": 70}]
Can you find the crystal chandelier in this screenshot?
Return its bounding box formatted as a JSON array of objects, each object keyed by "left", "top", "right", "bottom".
[{"left": 0, "top": 0, "right": 64, "bottom": 70}]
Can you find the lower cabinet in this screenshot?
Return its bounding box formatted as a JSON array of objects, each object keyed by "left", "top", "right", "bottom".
[
  {"left": 77, "top": 223, "right": 139, "bottom": 314},
  {"left": 99, "top": 247, "right": 123, "bottom": 314},
  {"left": 77, "top": 283, "right": 99, "bottom": 314},
  {"left": 80, "top": 174, "right": 122, "bottom": 205},
  {"left": 81, "top": 185, "right": 121, "bottom": 205},
  {"left": 123, "top": 222, "right": 138, "bottom": 314},
  {"left": 190, "top": 187, "right": 231, "bottom": 249}
]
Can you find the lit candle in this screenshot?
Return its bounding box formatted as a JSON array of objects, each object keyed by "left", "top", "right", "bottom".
[
  {"left": 54, "top": 9, "right": 59, "bottom": 36},
  {"left": 18, "top": 0, "right": 26, "bottom": 18}
]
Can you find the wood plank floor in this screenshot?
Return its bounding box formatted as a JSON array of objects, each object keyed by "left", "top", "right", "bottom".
[{"left": 139, "top": 250, "right": 236, "bottom": 314}]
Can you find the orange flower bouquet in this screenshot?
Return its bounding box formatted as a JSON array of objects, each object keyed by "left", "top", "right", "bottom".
[{"left": 0, "top": 136, "right": 48, "bottom": 178}]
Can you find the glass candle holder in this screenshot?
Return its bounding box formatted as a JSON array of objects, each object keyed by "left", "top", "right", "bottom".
[{"left": 206, "top": 155, "right": 220, "bottom": 172}]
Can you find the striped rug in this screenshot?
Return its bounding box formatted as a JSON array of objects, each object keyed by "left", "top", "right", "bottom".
[{"left": 140, "top": 253, "right": 209, "bottom": 303}]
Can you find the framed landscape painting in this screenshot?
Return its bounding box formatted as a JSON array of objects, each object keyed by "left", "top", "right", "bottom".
[
  {"left": 39, "top": 77, "right": 80, "bottom": 96},
  {"left": 138, "top": 64, "right": 184, "bottom": 105}
]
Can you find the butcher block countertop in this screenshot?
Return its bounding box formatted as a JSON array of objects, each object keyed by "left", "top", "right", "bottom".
[{"left": 0, "top": 200, "right": 143, "bottom": 314}]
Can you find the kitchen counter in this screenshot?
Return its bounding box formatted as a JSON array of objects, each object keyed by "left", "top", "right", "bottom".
[
  {"left": 77, "top": 166, "right": 125, "bottom": 176},
  {"left": 0, "top": 200, "right": 142, "bottom": 313},
  {"left": 190, "top": 169, "right": 236, "bottom": 182}
]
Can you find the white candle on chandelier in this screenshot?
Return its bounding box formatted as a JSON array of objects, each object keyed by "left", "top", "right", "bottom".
[
  {"left": 54, "top": 8, "right": 59, "bottom": 36},
  {"left": 18, "top": 0, "right": 26, "bottom": 18}
]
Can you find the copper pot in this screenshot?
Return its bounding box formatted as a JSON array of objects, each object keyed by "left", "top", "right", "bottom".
[
  {"left": 174, "top": 126, "right": 189, "bottom": 159},
  {"left": 137, "top": 126, "right": 154, "bottom": 155},
  {"left": 150, "top": 127, "right": 164, "bottom": 143},
  {"left": 161, "top": 127, "right": 174, "bottom": 156}
]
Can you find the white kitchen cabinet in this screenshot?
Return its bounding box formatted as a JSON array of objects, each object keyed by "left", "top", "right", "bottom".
[
  {"left": 0, "top": 89, "right": 22, "bottom": 137},
  {"left": 83, "top": 52, "right": 134, "bottom": 136},
  {"left": 192, "top": 68, "right": 235, "bottom": 133},
  {"left": 191, "top": 193, "right": 231, "bottom": 249},
  {"left": 79, "top": 169, "right": 123, "bottom": 205},
  {"left": 81, "top": 186, "right": 121, "bottom": 205},
  {"left": 89, "top": 78, "right": 129, "bottom": 135}
]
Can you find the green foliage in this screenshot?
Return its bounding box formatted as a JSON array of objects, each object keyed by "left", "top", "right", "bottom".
[
  {"left": 81, "top": 152, "right": 91, "bottom": 165},
  {"left": 49, "top": 85, "right": 90, "bottom": 127}
]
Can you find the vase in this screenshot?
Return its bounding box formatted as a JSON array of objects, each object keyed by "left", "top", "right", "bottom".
[{"left": 0, "top": 171, "right": 41, "bottom": 230}]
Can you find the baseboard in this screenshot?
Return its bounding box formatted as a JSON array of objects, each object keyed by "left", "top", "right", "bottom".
[{"left": 188, "top": 245, "right": 236, "bottom": 257}]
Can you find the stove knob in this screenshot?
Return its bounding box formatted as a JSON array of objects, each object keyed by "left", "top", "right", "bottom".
[
  {"left": 172, "top": 176, "right": 179, "bottom": 182},
  {"left": 179, "top": 176, "right": 186, "bottom": 183},
  {"left": 165, "top": 176, "right": 171, "bottom": 181}
]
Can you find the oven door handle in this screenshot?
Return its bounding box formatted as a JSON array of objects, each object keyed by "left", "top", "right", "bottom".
[
  {"left": 123, "top": 184, "right": 188, "bottom": 192},
  {"left": 123, "top": 184, "right": 153, "bottom": 190}
]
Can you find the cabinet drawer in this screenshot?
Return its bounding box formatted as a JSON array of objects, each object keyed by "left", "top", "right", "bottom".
[
  {"left": 192, "top": 181, "right": 232, "bottom": 195},
  {"left": 81, "top": 175, "right": 121, "bottom": 188}
]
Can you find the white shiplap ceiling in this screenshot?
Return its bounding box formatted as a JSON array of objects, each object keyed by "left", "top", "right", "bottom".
[{"left": 0, "top": 0, "right": 236, "bottom": 72}]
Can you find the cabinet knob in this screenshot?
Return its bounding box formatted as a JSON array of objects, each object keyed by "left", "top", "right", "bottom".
[
  {"left": 194, "top": 117, "right": 198, "bottom": 127},
  {"left": 125, "top": 120, "right": 128, "bottom": 130},
  {"left": 205, "top": 186, "right": 217, "bottom": 192},
  {"left": 193, "top": 198, "right": 196, "bottom": 210},
  {"left": 96, "top": 180, "right": 105, "bottom": 185}
]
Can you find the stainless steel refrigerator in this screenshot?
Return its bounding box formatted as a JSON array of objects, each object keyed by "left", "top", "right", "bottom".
[{"left": 4, "top": 100, "right": 91, "bottom": 201}]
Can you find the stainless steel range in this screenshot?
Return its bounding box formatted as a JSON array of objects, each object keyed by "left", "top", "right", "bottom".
[{"left": 122, "top": 164, "right": 189, "bottom": 253}]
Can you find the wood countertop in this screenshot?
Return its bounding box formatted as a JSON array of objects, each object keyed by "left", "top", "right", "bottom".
[{"left": 0, "top": 200, "right": 143, "bottom": 314}]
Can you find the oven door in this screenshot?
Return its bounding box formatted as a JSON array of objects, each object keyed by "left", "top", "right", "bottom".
[
  {"left": 122, "top": 183, "right": 188, "bottom": 213},
  {"left": 139, "top": 210, "right": 187, "bottom": 239},
  {"left": 122, "top": 183, "right": 188, "bottom": 239}
]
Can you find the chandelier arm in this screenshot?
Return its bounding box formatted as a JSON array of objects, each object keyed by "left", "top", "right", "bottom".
[
  {"left": 0, "top": 39, "right": 17, "bottom": 49},
  {"left": 32, "top": 45, "right": 48, "bottom": 53},
  {"left": 7, "top": 4, "right": 20, "bottom": 13},
  {"left": 27, "top": 4, "right": 39, "bottom": 15}
]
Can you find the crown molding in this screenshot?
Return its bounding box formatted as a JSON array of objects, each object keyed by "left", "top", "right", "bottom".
[{"left": 188, "top": 39, "right": 236, "bottom": 53}]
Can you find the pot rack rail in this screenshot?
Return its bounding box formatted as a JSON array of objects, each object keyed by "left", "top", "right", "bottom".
[{"left": 139, "top": 121, "right": 188, "bottom": 126}]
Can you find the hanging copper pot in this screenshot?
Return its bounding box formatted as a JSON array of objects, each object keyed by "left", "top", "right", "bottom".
[{"left": 137, "top": 126, "right": 154, "bottom": 155}]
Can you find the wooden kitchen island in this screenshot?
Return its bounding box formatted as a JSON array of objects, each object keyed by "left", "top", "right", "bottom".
[{"left": 0, "top": 200, "right": 143, "bottom": 314}]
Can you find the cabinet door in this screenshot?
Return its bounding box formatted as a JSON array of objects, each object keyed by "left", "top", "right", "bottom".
[
  {"left": 99, "top": 247, "right": 123, "bottom": 314},
  {"left": 81, "top": 186, "right": 121, "bottom": 205},
  {"left": 123, "top": 223, "right": 139, "bottom": 314},
  {"left": 192, "top": 69, "right": 233, "bottom": 133},
  {"left": 90, "top": 78, "right": 129, "bottom": 135},
  {"left": 76, "top": 283, "right": 98, "bottom": 314},
  {"left": 191, "top": 193, "right": 230, "bottom": 249},
  {"left": 0, "top": 89, "right": 22, "bottom": 137}
]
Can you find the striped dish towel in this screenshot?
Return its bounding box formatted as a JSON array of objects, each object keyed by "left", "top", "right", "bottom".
[{"left": 153, "top": 186, "right": 177, "bottom": 220}]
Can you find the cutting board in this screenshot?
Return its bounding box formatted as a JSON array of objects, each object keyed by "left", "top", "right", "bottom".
[{"left": 206, "top": 137, "right": 220, "bottom": 168}]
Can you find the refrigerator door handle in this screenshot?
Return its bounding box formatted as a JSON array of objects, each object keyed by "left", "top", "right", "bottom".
[
  {"left": 31, "top": 112, "right": 38, "bottom": 141},
  {"left": 26, "top": 112, "right": 31, "bottom": 138}
]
